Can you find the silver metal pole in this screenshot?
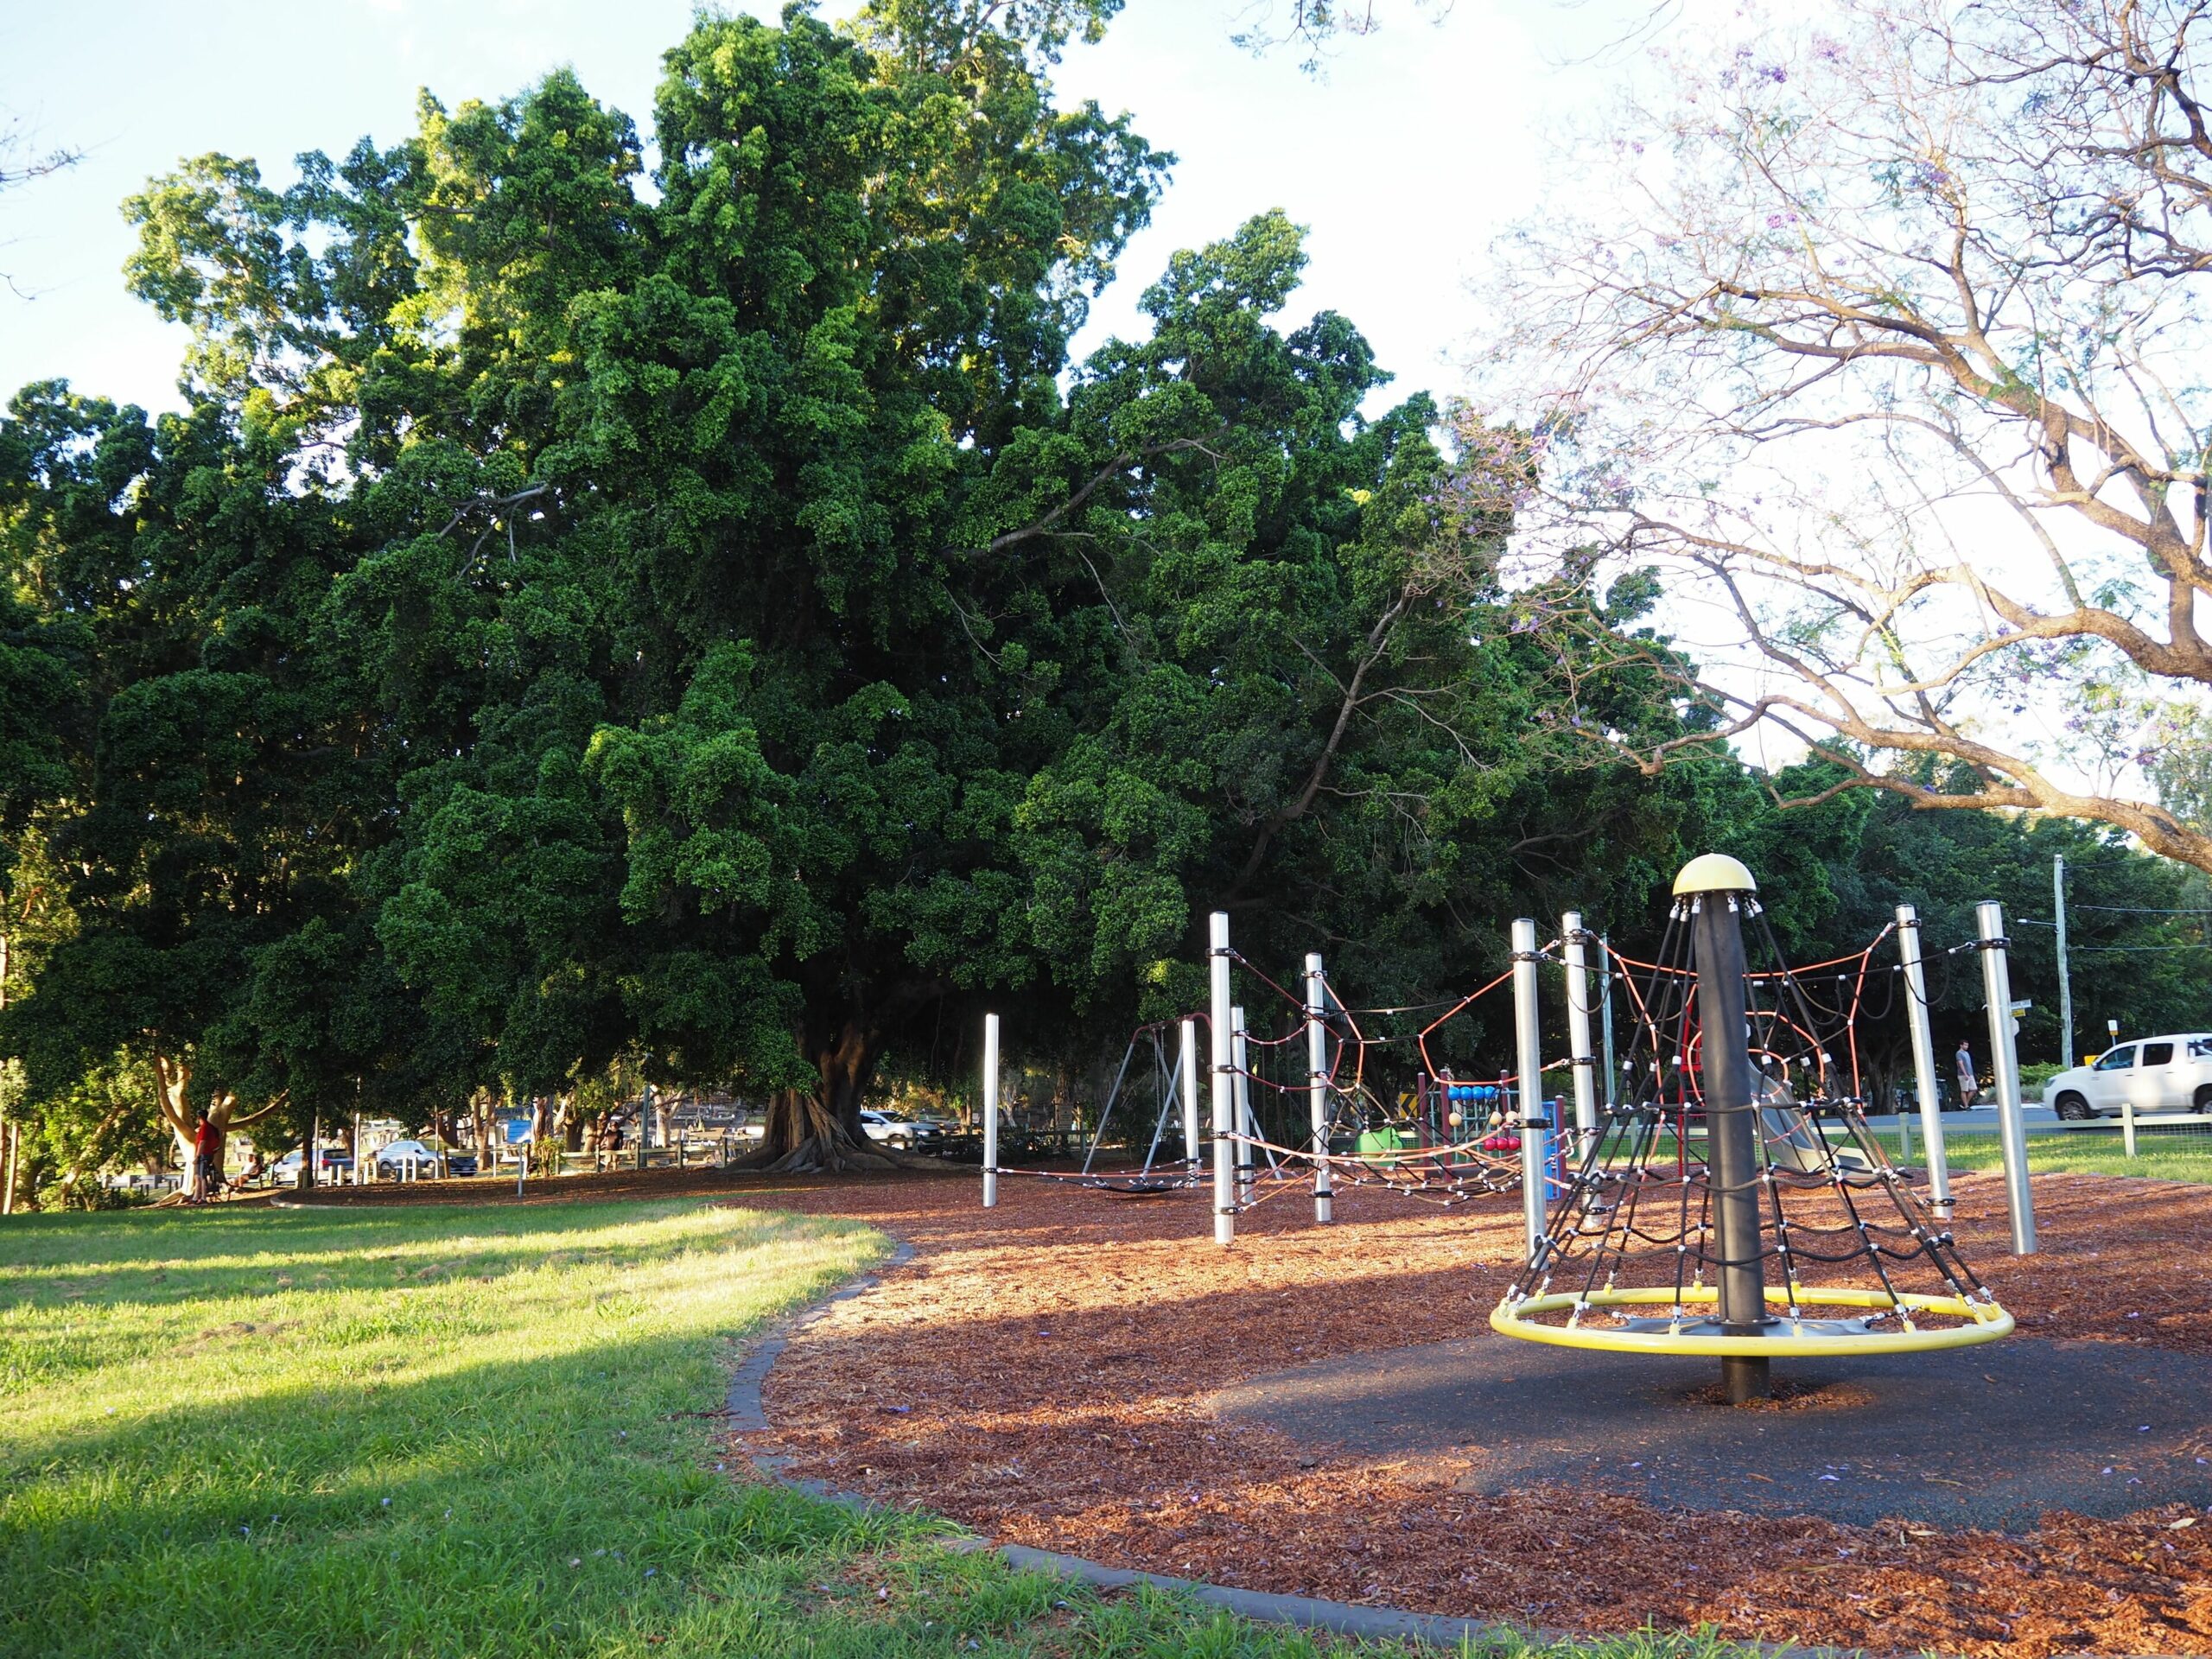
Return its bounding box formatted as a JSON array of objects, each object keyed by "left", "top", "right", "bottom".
[
  {"left": 1510, "top": 918, "right": 1548, "bottom": 1260},
  {"left": 1179, "top": 1018, "right": 1201, "bottom": 1168},
  {"left": 982, "top": 1013, "right": 1001, "bottom": 1209},
  {"left": 1896, "top": 903, "right": 1951, "bottom": 1217},
  {"left": 1599, "top": 932, "right": 1617, "bottom": 1109},
  {"left": 1210, "top": 912, "right": 1236, "bottom": 1246},
  {"left": 1561, "top": 912, "right": 1598, "bottom": 1156},
  {"left": 2054, "top": 855, "right": 2075, "bottom": 1068},
  {"left": 1231, "top": 1005, "right": 1254, "bottom": 1207},
  {"left": 1081, "top": 1037, "right": 1138, "bottom": 1177},
  {"left": 1977, "top": 900, "right": 2037, "bottom": 1254},
  {"left": 1139, "top": 1033, "right": 1174, "bottom": 1175},
  {"left": 1305, "top": 952, "right": 1332, "bottom": 1224}
]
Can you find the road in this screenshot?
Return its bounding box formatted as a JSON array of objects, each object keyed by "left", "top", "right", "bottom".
[{"left": 1859, "top": 1104, "right": 2059, "bottom": 1130}]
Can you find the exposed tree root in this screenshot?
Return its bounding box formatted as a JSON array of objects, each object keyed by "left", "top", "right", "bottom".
[{"left": 734, "top": 1133, "right": 906, "bottom": 1175}]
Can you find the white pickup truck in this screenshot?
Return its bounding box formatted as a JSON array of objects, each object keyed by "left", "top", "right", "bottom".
[{"left": 2043, "top": 1033, "right": 2212, "bottom": 1119}]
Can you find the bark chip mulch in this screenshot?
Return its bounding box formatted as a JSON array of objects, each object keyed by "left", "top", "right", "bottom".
[{"left": 725, "top": 1168, "right": 2212, "bottom": 1658}]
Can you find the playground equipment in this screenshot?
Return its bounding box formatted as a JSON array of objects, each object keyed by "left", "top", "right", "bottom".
[
  {"left": 1198, "top": 912, "right": 1564, "bottom": 1249},
  {"left": 1074, "top": 1018, "right": 1205, "bottom": 1192},
  {"left": 978, "top": 868, "right": 2044, "bottom": 1294},
  {"left": 976, "top": 912, "right": 1561, "bottom": 1232},
  {"left": 1492, "top": 855, "right": 2015, "bottom": 1402}
]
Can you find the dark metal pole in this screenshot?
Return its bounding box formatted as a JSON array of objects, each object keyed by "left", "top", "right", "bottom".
[{"left": 1685, "top": 866, "right": 1769, "bottom": 1402}]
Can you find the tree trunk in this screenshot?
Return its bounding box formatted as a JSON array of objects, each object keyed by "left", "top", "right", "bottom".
[
  {"left": 743, "top": 1020, "right": 896, "bottom": 1173},
  {"left": 152, "top": 1054, "right": 201, "bottom": 1200}
]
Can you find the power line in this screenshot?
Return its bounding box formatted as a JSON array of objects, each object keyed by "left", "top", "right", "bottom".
[
  {"left": 2066, "top": 903, "right": 2212, "bottom": 916},
  {"left": 2050, "top": 943, "right": 2212, "bottom": 956},
  {"left": 2014, "top": 917, "right": 2209, "bottom": 938}
]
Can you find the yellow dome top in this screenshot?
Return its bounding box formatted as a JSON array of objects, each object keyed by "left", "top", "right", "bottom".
[{"left": 1672, "top": 853, "right": 1758, "bottom": 895}]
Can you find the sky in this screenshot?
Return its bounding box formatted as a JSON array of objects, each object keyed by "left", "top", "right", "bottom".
[{"left": 0, "top": 0, "right": 1640, "bottom": 418}]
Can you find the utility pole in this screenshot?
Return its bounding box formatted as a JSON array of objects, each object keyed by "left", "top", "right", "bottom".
[{"left": 2053, "top": 855, "right": 2075, "bottom": 1067}]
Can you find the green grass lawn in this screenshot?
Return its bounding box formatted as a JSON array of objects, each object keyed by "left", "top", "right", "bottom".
[
  {"left": 0, "top": 1199, "right": 1254, "bottom": 1658},
  {"left": 1833, "top": 1125, "right": 2212, "bottom": 1183},
  {"left": 0, "top": 1196, "right": 1768, "bottom": 1659},
  {"left": 1599, "top": 1125, "right": 2212, "bottom": 1185}
]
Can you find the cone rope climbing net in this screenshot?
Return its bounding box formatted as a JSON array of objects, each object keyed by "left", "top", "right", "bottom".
[{"left": 1493, "top": 894, "right": 2013, "bottom": 1357}]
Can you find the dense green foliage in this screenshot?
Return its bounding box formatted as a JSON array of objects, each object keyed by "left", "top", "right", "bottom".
[{"left": 2, "top": 1, "right": 2207, "bottom": 1189}]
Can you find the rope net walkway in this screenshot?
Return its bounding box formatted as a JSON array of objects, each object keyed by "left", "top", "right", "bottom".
[{"left": 1221, "top": 950, "right": 1541, "bottom": 1209}]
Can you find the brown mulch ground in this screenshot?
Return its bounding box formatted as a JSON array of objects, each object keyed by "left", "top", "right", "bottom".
[
  {"left": 751, "top": 1170, "right": 2212, "bottom": 1658},
  {"left": 301, "top": 1164, "right": 2212, "bottom": 1655}
]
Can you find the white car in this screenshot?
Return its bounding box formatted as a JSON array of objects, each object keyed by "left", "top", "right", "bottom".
[
  {"left": 858, "top": 1109, "right": 939, "bottom": 1150},
  {"left": 271, "top": 1147, "right": 352, "bottom": 1182},
  {"left": 2044, "top": 1034, "right": 2212, "bottom": 1120}
]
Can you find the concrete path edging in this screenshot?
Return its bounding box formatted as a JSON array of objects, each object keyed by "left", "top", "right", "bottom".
[{"left": 725, "top": 1239, "right": 917, "bottom": 1436}]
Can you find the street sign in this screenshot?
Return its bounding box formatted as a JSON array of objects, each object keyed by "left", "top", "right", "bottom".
[{"left": 503, "top": 1118, "right": 534, "bottom": 1146}]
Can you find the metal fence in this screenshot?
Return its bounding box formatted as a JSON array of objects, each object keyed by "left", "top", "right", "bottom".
[{"left": 1855, "top": 1109, "right": 2212, "bottom": 1180}]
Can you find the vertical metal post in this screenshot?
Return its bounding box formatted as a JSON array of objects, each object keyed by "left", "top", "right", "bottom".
[
  {"left": 1561, "top": 912, "right": 1599, "bottom": 1156},
  {"left": 1305, "top": 953, "right": 1332, "bottom": 1224},
  {"left": 2054, "top": 855, "right": 2075, "bottom": 1068},
  {"left": 1599, "top": 932, "right": 1617, "bottom": 1109},
  {"left": 1510, "top": 918, "right": 1548, "bottom": 1261},
  {"left": 1681, "top": 861, "right": 1768, "bottom": 1402},
  {"left": 1209, "top": 912, "right": 1235, "bottom": 1247},
  {"left": 1230, "top": 1006, "right": 1254, "bottom": 1206},
  {"left": 1978, "top": 900, "right": 2037, "bottom": 1255},
  {"left": 982, "top": 1013, "right": 1001, "bottom": 1209},
  {"left": 2123, "top": 1096, "right": 2139, "bottom": 1160},
  {"left": 1082, "top": 1039, "right": 1138, "bottom": 1177},
  {"left": 1896, "top": 904, "right": 1952, "bottom": 1217},
  {"left": 637, "top": 1083, "right": 651, "bottom": 1172},
  {"left": 1179, "top": 1018, "right": 1201, "bottom": 1168}
]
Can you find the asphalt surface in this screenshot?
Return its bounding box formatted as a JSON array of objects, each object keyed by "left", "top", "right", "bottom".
[{"left": 1213, "top": 1335, "right": 2212, "bottom": 1531}]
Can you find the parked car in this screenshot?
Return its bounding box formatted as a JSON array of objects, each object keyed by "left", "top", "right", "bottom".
[
  {"left": 374, "top": 1138, "right": 441, "bottom": 1174},
  {"left": 859, "top": 1109, "right": 941, "bottom": 1151},
  {"left": 443, "top": 1150, "right": 479, "bottom": 1177},
  {"left": 2044, "top": 1034, "right": 2212, "bottom": 1119},
  {"left": 270, "top": 1147, "right": 353, "bottom": 1182}
]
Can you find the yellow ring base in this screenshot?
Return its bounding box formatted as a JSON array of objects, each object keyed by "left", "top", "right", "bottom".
[{"left": 1491, "top": 1284, "right": 2015, "bottom": 1357}]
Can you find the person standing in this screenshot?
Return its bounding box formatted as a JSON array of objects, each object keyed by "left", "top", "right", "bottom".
[
  {"left": 1954, "top": 1039, "right": 1980, "bottom": 1109},
  {"left": 190, "top": 1115, "right": 219, "bottom": 1202}
]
